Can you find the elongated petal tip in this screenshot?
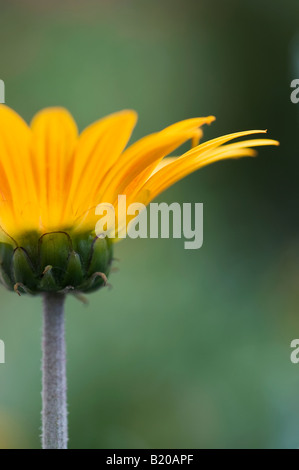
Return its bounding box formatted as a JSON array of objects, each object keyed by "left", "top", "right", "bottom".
[{"left": 207, "top": 115, "right": 216, "bottom": 124}]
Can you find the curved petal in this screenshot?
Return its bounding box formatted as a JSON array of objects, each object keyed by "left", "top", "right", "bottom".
[
  {"left": 30, "top": 107, "right": 78, "bottom": 229},
  {"left": 67, "top": 110, "right": 137, "bottom": 216},
  {"left": 0, "top": 105, "right": 33, "bottom": 233},
  {"left": 99, "top": 116, "right": 215, "bottom": 204},
  {"left": 133, "top": 133, "right": 279, "bottom": 205}
]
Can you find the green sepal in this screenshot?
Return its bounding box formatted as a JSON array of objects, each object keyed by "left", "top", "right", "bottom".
[
  {"left": 87, "top": 237, "right": 111, "bottom": 276},
  {"left": 38, "top": 266, "right": 59, "bottom": 291},
  {"left": 0, "top": 267, "right": 13, "bottom": 290},
  {"left": 14, "top": 282, "right": 35, "bottom": 295},
  {"left": 13, "top": 247, "right": 37, "bottom": 290},
  {"left": 17, "top": 231, "right": 40, "bottom": 266},
  {"left": 0, "top": 242, "right": 15, "bottom": 277},
  {"left": 62, "top": 251, "right": 84, "bottom": 287},
  {"left": 73, "top": 232, "right": 95, "bottom": 271},
  {"left": 77, "top": 272, "right": 107, "bottom": 292},
  {"left": 38, "top": 232, "right": 72, "bottom": 282}
]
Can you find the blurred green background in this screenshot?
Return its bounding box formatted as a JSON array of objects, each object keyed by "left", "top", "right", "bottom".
[{"left": 0, "top": 0, "right": 299, "bottom": 449}]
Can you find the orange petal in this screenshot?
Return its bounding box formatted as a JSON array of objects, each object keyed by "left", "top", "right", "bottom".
[
  {"left": 134, "top": 134, "right": 279, "bottom": 205},
  {"left": 67, "top": 110, "right": 137, "bottom": 216},
  {"left": 100, "top": 116, "right": 215, "bottom": 204},
  {"left": 0, "top": 105, "right": 33, "bottom": 233},
  {"left": 30, "top": 107, "right": 78, "bottom": 229}
]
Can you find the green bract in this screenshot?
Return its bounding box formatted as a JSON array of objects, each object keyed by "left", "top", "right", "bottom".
[{"left": 0, "top": 230, "right": 113, "bottom": 295}]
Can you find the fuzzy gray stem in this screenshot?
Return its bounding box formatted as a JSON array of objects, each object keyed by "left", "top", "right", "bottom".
[{"left": 42, "top": 293, "right": 68, "bottom": 449}]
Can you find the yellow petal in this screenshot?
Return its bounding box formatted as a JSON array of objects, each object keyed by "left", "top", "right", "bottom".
[
  {"left": 100, "top": 116, "right": 215, "bottom": 204},
  {"left": 0, "top": 105, "right": 33, "bottom": 233},
  {"left": 66, "top": 110, "right": 137, "bottom": 216},
  {"left": 134, "top": 134, "right": 279, "bottom": 205},
  {"left": 31, "top": 107, "right": 78, "bottom": 229}
]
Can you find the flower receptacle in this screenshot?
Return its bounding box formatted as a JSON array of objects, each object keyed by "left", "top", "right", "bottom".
[{"left": 0, "top": 230, "right": 113, "bottom": 295}]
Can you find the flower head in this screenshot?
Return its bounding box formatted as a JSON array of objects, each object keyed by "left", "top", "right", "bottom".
[{"left": 0, "top": 105, "right": 278, "bottom": 294}]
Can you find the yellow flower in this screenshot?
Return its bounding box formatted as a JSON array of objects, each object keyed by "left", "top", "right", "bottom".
[{"left": 0, "top": 104, "right": 278, "bottom": 294}]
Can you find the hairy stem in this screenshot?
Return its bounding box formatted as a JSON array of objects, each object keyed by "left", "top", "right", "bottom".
[{"left": 42, "top": 293, "right": 68, "bottom": 449}]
